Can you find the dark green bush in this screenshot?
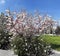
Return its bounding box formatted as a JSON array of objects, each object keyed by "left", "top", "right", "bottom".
[{"left": 12, "top": 35, "right": 51, "bottom": 56}]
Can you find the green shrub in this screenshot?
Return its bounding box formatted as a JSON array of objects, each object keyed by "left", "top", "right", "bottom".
[{"left": 12, "top": 35, "right": 51, "bottom": 56}]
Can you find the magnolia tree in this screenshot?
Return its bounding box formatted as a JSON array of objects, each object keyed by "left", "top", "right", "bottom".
[
  {"left": 5, "top": 10, "right": 54, "bottom": 56},
  {"left": 43, "top": 15, "right": 56, "bottom": 34}
]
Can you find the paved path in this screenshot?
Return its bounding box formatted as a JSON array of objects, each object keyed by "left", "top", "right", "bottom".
[
  {"left": 50, "top": 50, "right": 60, "bottom": 56},
  {"left": 0, "top": 49, "right": 18, "bottom": 56},
  {"left": 50, "top": 53, "right": 60, "bottom": 56},
  {"left": 0, "top": 49, "right": 60, "bottom": 56}
]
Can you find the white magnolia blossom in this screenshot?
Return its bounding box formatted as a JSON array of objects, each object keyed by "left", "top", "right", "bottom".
[{"left": 5, "top": 10, "right": 56, "bottom": 37}]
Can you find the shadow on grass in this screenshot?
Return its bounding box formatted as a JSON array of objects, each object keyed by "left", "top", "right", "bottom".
[{"left": 51, "top": 44, "right": 60, "bottom": 50}]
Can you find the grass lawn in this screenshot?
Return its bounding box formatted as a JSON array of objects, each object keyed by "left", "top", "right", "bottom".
[{"left": 40, "top": 34, "right": 60, "bottom": 51}]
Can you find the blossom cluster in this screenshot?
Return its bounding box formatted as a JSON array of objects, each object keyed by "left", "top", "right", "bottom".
[{"left": 5, "top": 10, "right": 56, "bottom": 37}]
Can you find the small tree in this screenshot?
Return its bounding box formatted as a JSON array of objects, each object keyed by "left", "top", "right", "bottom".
[
  {"left": 3, "top": 10, "right": 50, "bottom": 56},
  {"left": 6, "top": 10, "right": 52, "bottom": 56},
  {"left": 44, "top": 15, "right": 55, "bottom": 34},
  {"left": 0, "top": 12, "right": 13, "bottom": 50},
  {"left": 55, "top": 26, "right": 60, "bottom": 35}
]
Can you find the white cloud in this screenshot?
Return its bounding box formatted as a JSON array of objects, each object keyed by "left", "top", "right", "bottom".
[{"left": 0, "top": 0, "right": 5, "bottom": 4}]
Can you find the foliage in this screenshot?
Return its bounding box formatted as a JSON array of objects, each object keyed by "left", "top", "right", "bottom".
[
  {"left": 12, "top": 35, "right": 51, "bottom": 56},
  {"left": 0, "top": 10, "right": 55, "bottom": 56},
  {"left": 5, "top": 10, "right": 54, "bottom": 56},
  {"left": 0, "top": 12, "right": 12, "bottom": 50},
  {"left": 0, "top": 30, "right": 12, "bottom": 50},
  {"left": 55, "top": 26, "right": 60, "bottom": 35}
]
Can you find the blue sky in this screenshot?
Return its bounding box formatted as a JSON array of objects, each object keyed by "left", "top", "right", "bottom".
[{"left": 0, "top": 0, "right": 60, "bottom": 21}]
